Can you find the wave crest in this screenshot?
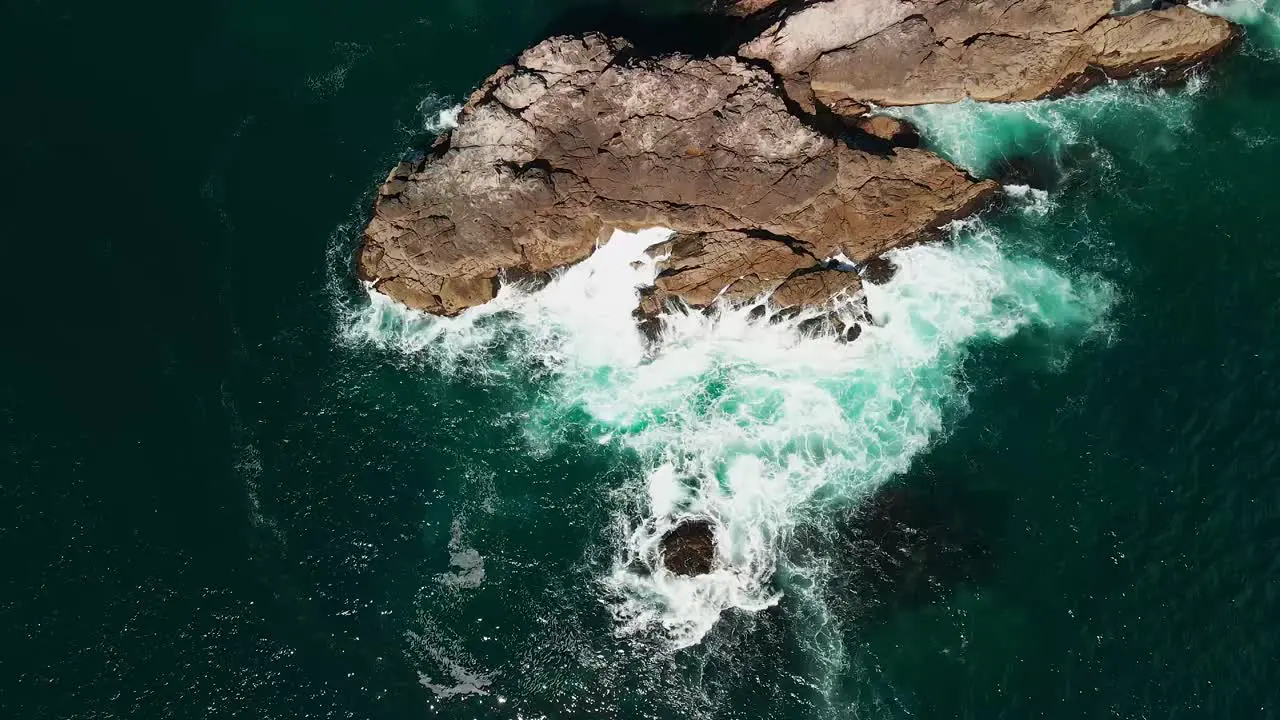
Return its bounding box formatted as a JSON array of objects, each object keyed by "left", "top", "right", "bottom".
[{"left": 343, "top": 221, "right": 1113, "bottom": 649}]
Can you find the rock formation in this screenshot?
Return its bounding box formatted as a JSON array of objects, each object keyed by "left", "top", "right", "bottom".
[
  {"left": 357, "top": 2, "right": 1237, "bottom": 319},
  {"left": 358, "top": 33, "right": 996, "bottom": 316},
  {"left": 660, "top": 519, "right": 718, "bottom": 575},
  {"left": 721, "top": 0, "right": 787, "bottom": 16},
  {"left": 854, "top": 115, "right": 920, "bottom": 147},
  {"left": 637, "top": 230, "right": 865, "bottom": 316},
  {"left": 740, "top": 0, "right": 1237, "bottom": 115}
]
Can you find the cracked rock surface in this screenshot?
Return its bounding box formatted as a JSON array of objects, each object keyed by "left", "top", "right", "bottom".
[
  {"left": 637, "top": 230, "right": 864, "bottom": 315},
  {"left": 359, "top": 0, "right": 1236, "bottom": 318},
  {"left": 739, "top": 0, "right": 1237, "bottom": 113},
  {"left": 358, "top": 33, "right": 996, "bottom": 315}
]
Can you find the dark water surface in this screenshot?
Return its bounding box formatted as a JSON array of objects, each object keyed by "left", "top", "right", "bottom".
[{"left": 4, "top": 1, "right": 1280, "bottom": 718}]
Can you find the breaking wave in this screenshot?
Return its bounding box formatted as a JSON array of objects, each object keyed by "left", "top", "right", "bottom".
[
  {"left": 887, "top": 0, "right": 1280, "bottom": 180},
  {"left": 880, "top": 76, "right": 1206, "bottom": 177},
  {"left": 417, "top": 95, "right": 463, "bottom": 134},
  {"left": 344, "top": 221, "right": 1114, "bottom": 649},
  {"left": 1193, "top": 0, "right": 1280, "bottom": 49}
]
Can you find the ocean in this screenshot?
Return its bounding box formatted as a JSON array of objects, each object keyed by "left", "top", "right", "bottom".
[{"left": 4, "top": 1, "right": 1280, "bottom": 718}]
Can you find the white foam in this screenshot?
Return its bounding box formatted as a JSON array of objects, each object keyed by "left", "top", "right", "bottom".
[
  {"left": 880, "top": 77, "right": 1204, "bottom": 176},
  {"left": 1004, "top": 183, "right": 1056, "bottom": 217},
  {"left": 346, "top": 224, "right": 1113, "bottom": 650},
  {"left": 827, "top": 250, "right": 858, "bottom": 271},
  {"left": 418, "top": 96, "right": 463, "bottom": 134},
  {"left": 1193, "top": 0, "right": 1280, "bottom": 48}
]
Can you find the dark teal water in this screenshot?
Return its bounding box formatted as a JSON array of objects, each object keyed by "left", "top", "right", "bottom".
[{"left": 3, "top": 1, "right": 1279, "bottom": 718}]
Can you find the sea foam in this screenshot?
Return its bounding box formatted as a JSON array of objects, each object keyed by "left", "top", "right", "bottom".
[
  {"left": 879, "top": 76, "right": 1204, "bottom": 177},
  {"left": 417, "top": 95, "right": 463, "bottom": 134},
  {"left": 344, "top": 221, "right": 1113, "bottom": 649},
  {"left": 1193, "top": 0, "right": 1280, "bottom": 49}
]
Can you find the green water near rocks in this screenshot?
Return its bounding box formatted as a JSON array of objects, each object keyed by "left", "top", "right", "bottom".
[{"left": 4, "top": 1, "right": 1280, "bottom": 718}]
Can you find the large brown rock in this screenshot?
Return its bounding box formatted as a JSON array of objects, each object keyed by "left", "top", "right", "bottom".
[
  {"left": 739, "top": 0, "right": 1238, "bottom": 114},
  {"left": 358, "top": 33, "right": 997, "bottom": 316},
  {"left": 854, "top": 114, "right": 920, "bottom": 147},
  {"left": 637, "top": 230, "right": 863, "bottom": 316},
  {"left": 661, "top": 519, "right": 718, "bottom": 575}
]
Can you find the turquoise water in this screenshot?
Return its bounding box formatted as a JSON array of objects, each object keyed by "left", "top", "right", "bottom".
[{"left": 4, "top": 1, "right": 1280, "bottom": 718}]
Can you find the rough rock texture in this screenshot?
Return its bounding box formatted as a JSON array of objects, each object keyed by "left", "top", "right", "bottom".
[
  {"left": 637, "top": 230, "right": 863, "bottom": 316},
  {"left": 854, "top": 115, "right": 919, "bottom": 147},
  {"left": 739, "top": 0, "right": 1237, "bottom": 113},
  {"left": 661, "top": 519, "right": 718, "bottom": 575},
  {"left": 359, "top": 2, "right": 1237, "bottom": 318},
  {"left": 358, "top": 33, "right": 997, "bottom": 315},
  {"left": 722, "top": 0, "right": 788, "bottom": 16}
]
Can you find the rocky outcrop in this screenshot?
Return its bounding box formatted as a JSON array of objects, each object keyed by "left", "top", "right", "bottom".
[
  {"left": 637, "top": 230, "right": 863, "bottom": 316},
  {"left": 740, "top": 0, "right": 1237, "bottom": 114},
  {"left": 661, "top": 519, "right": 718, "bottom": 575},
  {"left": 358, "top": 1, "right": 1237, "bottom": 318},
  {"left": 721, "top": 0, "right": 788, "bottom": 16},
  {"left": 358, "top": 33, "right": 997, "bottom": 316},
  {"left": 854, "top": 115, "right": 919, "bottom": 147}
]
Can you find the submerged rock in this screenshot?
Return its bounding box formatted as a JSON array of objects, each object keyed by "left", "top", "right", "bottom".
[
  {"left": 791, "top": 484, "right": 999, "bottom": 618},
  {"left": 994, "top": 154, "right": 1063, "bottom": 191},
  {"left": 661, "top": 519, "right": 718, "bottom": 575},
  {"left": 740, "top": 0, "right": 1237, "bottom": 117},
  {"left": 358, "top": 33, "right": 997, "bottom": 316},
  {"left": 851, "top": 489, "right": 972, "bottom": 606},
  {"left": 720, "top": 0, "right": 787, "bottom": 16}
]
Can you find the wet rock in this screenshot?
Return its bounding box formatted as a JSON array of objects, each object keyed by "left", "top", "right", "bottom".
[
  {"left": 635, "top": 313, "right": 664, "bottom": 346},
  {"left": 858, "top": 256, "right": 897, "bottom": 285},
  {"left": 767, "top": 306, "right": 802, "bottom": 325},
  {"left": 358, "top": 33, "right": 998, "bottom": 316},
  {"left": 633, "top": 289, "right": 683, "bottom": 345},
  {"left": 661, "top": 518, "right": 718, "bottom": 575},
  {"left": 795, "top": 315, "right": 830, "bottom": 336},
  {"left": 789, "top": 310, "right": 864, "bottom": 340},
  {"left": 740, "top": 0, "right": 1238, "bottom": 118}
]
